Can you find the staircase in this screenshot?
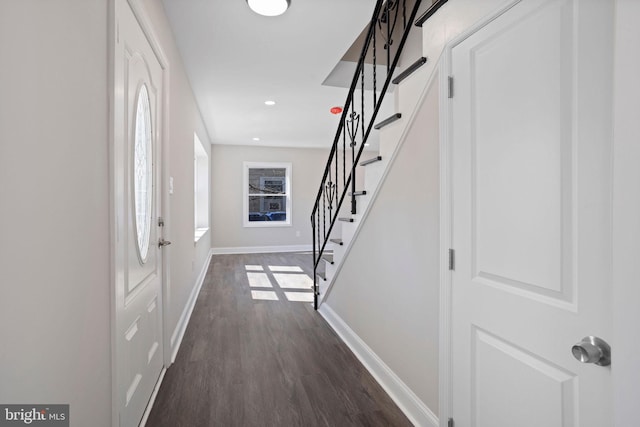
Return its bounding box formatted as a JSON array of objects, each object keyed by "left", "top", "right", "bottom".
[{"left": 311, "top": 0, "right": 448, "bottom": 309}]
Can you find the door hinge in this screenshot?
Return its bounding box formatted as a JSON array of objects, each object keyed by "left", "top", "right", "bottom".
[
  {"left": 448, "top": 249, "right": 455, "bottom": 271},
  {"left": 158, "top": 217, "right": 165, "bottom": 227},
  {"left": 448, "top": 76, "right": 454, "bottom": 98},
  {"left": 448, "top": 418, "right": 454, "bottom": 427}
]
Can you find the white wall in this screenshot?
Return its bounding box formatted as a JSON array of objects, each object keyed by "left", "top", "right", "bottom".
[
  {"left": 0, "top": 1, "right": 111, "bottom": 424},
  {"left": 211, "top": 144, "right": 331, "bottom": 251},
  {"left": 138, "top": 0, "right": 213, "bottom": 358},
  {"left": 612, "top": 0, "right": 640, "bottom": 424},
  {"left": 326, "top": 76, "right": 440, "bottom": 414},
  {"left": 0, "top": 1, "right": 212, "bottom": 425}
]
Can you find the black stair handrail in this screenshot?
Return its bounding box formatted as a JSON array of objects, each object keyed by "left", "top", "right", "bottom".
[{"left": 311, "top": 0, "right": 436, "bottom": 310}]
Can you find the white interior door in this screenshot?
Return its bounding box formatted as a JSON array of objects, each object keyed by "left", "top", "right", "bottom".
[
  {"left": 114, "top": 1, "right": 165, "bottom": 425},
  {"left": 449, "top": 0, "right": 613, "bottom": 426}
]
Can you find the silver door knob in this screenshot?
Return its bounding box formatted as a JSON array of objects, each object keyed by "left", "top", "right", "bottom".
[
  {"left": 158, "top": 238, "right": 172, "bottom": 248},
  {"left": 571, "top": 336, "right": 611, "bottom": 366}
]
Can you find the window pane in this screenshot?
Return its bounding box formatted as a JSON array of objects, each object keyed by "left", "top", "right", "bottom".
[
  {"left": 248, "top": 195, "right": 287, "bottom": 222},
  {"left": 133, "top": 84, "right": 152, "bottom": 262},
  {"left": 248, "top": 168, "right": 286, "bottom": 195},
  {"left": 243, "top": 162, "right": 291, "bottom": 228}
]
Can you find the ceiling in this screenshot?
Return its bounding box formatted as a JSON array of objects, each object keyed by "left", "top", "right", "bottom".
[{"left": 161, "top": 0, "right": 376, "bottom": 149}]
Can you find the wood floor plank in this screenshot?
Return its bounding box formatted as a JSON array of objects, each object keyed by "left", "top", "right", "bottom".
[{"left": 146, "top": 252, "right": 412, "bottom": 427}]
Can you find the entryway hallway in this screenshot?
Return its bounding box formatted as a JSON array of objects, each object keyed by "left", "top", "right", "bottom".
[{"left": 146, "top": 252, "right": 411, "bottom": 426}]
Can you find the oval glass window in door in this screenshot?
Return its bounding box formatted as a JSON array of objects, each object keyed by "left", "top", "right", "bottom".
[{"left": 133, "top": 84, "right": 153, "bottom": 262}]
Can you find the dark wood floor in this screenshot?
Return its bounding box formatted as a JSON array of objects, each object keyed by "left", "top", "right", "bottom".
[{"left": 146, "top": 252, "right": 412, "bottom": 427}]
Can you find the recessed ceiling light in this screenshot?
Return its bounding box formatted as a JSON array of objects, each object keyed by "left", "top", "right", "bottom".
[
  {"left": 264, "top": 100, "right": 276, "bottom": 106},
  {"left": 364, "top": 143, "right": 370, "bottom": 147},
  {"left": 253, "top": 137, "right": 260, "bottom": 141},
  {"left": 247, "top": 0, "right": 291, "bottom": 17}
]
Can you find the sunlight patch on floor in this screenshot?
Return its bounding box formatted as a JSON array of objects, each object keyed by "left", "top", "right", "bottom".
[
  {"left": 246, "top": 264, "right": 314, "bottom": 302},
  {"left": 251, "top": 290, "right": 279, "bottom": 301},
  {"left": 247, "top": 272, "right": 272, "bottom": 288},
  {"left": 268, "top": 265, "right": 303, "bottom": 273},
  {"left": 273, "top": 273, "right": 313, "bottom": 289},
  {"left": 284, "top": 291, "right": 314, "bottom": 302}
]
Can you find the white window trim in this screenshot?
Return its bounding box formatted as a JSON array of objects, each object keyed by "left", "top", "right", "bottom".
[{"left": 243, "top": 161, "right": 292, "bottom": 228}]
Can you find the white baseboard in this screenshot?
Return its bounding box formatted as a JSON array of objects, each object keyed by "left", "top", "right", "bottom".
[
  {"left": 169, "top": 249, "right": 213, "bottom": 362},
  {"left": 211, "top": 244, "right": 312, "bottom": 255},
  {"left": 318, "top": 304, "right": 439, "bottom": 427}
]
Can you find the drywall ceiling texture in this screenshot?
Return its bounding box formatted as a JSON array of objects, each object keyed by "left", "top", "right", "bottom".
[
  {"left": 161, "top": 0, "right": 374, "bottom": 148},
  {"left": 0, "top": 1, "right": 111, "bottom": 425},
  {"left": 326, "top": 75, "right": 441, "bottom": 416}
]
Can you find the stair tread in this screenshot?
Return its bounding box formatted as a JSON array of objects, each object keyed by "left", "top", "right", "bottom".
[
  {"left": 360, "top": 156, "right": 383, "bottom": 166},
  {"left": 415, "top": 0, "right": 448, "bottom": 27},
  {"left": 392, "top": 57, "right": 427, "bottom": 84},
  {"left": 374, "top": 113, "right": 402, "bottom": 130},
  {"left": 322, "top": 253, "right": 334, "bottom": 264},
  {"left": 329, "top": 238, "right": 343, "bottom": 245},
  {"left": 338, "top": 217, "right": 355, "bottom": 223},
  {"left": 349, "top": 190, "right": 367, "bottom": 196}
]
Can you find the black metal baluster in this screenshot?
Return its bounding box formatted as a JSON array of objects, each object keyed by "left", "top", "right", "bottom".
[
  {"left": 335, "top": 137, "right": 338, "bottom": 220},
  {"left": 351, "top": 139, "right": 356, "bottom": 215},
  {"left": 343, "top": 121, "right": 346, "bottom": 189},
  {"left": 317, "top": 214, "right": 321, "bottom": 264},
  {"left": 311, "top": 212, "right": 317, "bottom": 308},
  {"left": 373, "top": 24, "right": 377, "bottom": 107},
  {"left": 386, "top": 1, "right": 391, "bottom": 72},
  {"left": 361, "top": 59, "right": 365, "bottom": 142},
  {"left": 403, "top": 0, "right": 406, "bottom": 30},
  {"left": 322, "top": 187, "right": 326, "bottom": 243}
]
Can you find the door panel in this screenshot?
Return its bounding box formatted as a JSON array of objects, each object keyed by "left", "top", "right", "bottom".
[
  {"left": 114, "top": 1, "right": 165, "bottom": 425},
  {"left": 450, "top": 0, "right": 612, "bottom": 426},
  {"left": 471, "top": 0, "right": 572, "bottom": 303},
  {"left": 472, "top": 328, "right": 576, "bottom": 427}
]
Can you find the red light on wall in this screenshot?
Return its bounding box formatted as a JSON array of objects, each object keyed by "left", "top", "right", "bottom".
[{"left": 330, "top": 106, "right": 343, "bottom": 115}]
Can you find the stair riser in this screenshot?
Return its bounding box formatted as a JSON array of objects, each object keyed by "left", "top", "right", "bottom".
[
  {"left": 364, "top": 161, "right": 385, "bottom": 191},
  {"left": 333, "top": 244, "right": 346, "bottom": 262},
  {"left": 340, "top": 220, "right": 357, "bottom": 243}
]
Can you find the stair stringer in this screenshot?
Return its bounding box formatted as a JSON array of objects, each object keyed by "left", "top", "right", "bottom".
[{"left": 317, "top": 63, "right": 442, "bottom": 306}]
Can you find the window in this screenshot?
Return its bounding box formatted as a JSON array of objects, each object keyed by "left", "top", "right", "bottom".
[
  {"left": 194, "top": 133, "right": 209, "bottom": 242},
  {"left": 133, "top": 84, "right": 153, "bottom": 262},
  {"left": 243, "top": 162, "right": 292, "bottom": 227}
]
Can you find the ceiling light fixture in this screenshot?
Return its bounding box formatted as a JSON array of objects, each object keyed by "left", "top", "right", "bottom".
[
  {"left": 253, "top": 137, "right": 260, "bottom": 141},
  {"left": 247, "top": 0, "right": 291, "bottom": 17},
  {"left": 264, "top": 100, "right": 276, "bottom": 106}
]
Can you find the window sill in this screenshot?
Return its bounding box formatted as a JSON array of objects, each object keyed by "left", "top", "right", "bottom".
[
  {"left": 194, "top": 227, "right": 209, "bottom": 243},
  {"left": 243, "top": 222, "right": 292, "bottom": 228}
]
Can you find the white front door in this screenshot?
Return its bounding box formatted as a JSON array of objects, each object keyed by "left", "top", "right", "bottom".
[
  {"left": 113, "top": 1, "right": 165, "bottom": 425},
  {"left": 449, "top": 0, "right": 613, "bottom": 426}
]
